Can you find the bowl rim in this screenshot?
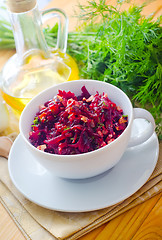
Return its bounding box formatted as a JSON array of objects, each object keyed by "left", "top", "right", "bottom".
[{"left": 19, "top": 79, "right": 133, "bottom": 159}]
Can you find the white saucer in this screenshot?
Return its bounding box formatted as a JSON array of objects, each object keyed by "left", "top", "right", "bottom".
[{"left": 8, "top": 120, "right": 159, "bottom": 212}]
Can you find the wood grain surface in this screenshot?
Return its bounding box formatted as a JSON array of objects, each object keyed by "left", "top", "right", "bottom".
[{"left": 0, "top": 0, "right": 161, "bottom": 240}]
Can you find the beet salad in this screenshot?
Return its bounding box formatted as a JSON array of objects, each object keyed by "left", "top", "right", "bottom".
[{"left": 29, "top": 86, "right": 128, "bottom": 155}]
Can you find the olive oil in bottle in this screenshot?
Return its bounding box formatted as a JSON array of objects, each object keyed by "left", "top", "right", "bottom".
[{"left": 1, "top": 0, "right": 79, "bottom": 115}]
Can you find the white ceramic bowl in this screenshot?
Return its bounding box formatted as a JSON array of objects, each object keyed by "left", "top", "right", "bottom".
[{"left": 19, "top": 80, "right": 155, "bottom": 179}]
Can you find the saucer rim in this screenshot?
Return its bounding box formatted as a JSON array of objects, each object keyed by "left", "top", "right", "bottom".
[{"left": 8, "top": 132, "right": 159, "bottom": 212}]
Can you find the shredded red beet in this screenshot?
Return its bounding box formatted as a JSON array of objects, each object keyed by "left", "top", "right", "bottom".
[{"left": 29, "top": 86, "right": 128, "bottom": 155}]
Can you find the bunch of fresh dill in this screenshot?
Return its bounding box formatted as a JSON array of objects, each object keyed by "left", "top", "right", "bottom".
[{"left": 66, "top": 0, "right": 161, "bottom": 138}]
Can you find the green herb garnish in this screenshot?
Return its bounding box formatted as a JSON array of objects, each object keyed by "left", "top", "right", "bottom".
[
  {"left": 32, "top": 117, "right": 39, "bottom": 127},
  {"left": 64, "top": 126, "right": 71, "bottom": 130}
]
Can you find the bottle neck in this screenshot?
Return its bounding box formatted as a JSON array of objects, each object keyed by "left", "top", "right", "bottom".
[{"left": 8, "top": 4, "right": 50, "bottom": 63}]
